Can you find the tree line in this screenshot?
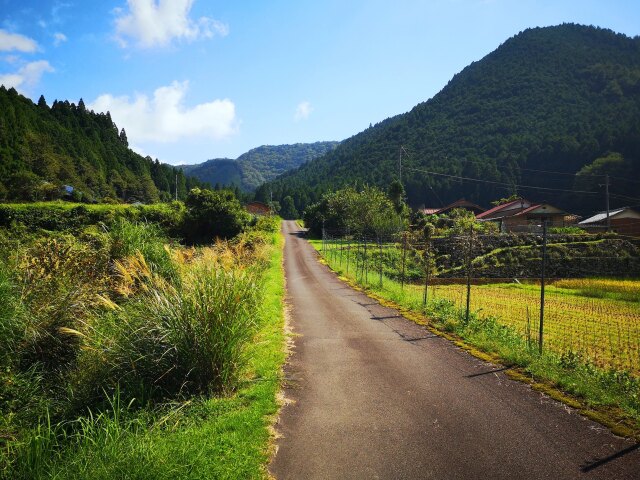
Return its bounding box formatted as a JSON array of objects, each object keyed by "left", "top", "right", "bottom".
[{"left": 0, "top": 86, "right": 207, "bottom": 203}]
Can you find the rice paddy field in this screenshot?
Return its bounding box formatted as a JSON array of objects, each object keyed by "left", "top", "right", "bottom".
[
  {"left": 420, "top": 279, "right": 640, "bottom": 374},
  {"left": 316, "top": 239, "right": 640, "bottom": 375}
]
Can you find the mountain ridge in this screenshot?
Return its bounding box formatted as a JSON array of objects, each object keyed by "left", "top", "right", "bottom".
[
  {"left": 180, "top": 141, "right": 340, "bottom": 192},
  {"left": 256, "top": 24, "right": 640, "bottom": 215}
]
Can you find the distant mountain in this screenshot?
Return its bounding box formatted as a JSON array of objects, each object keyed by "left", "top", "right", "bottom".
[
  {"left": 257, "top": 24, "right": 640, "bottom": 215},
  {"left": 0, "top": 86, "right": 206, "bottom": 202},
  {"left": 181, "top": 142, "right": 340, "bottom": 192}
]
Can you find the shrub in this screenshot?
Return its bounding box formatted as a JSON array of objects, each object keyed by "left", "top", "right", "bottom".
[
  {"left": 183, "top": 188, "right": 250, "bottom": 244},
  {"left": 303, "top": 186, "right": 406, "bottom": 237},
  {"left": 252, "top": 215, "right": 280, "bottom": 234}
]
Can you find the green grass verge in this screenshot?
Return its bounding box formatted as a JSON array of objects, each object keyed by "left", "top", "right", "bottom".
[
  {"left": 14, "top": 232, "right": 286, "bottom": 480},
  {"left": 310, "top": 239, "right": 640, "bottom": 439}
]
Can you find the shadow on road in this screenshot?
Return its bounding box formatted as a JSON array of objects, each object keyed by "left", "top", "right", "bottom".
[
  {"left": 465, "top": 367, "right": 510, "bottom": 378},
  {"left": 287, "top": 230, "right": 307, "bottom": 239},
  {"left": 581, "top": 443, "right": 639, "bottom": 472}
]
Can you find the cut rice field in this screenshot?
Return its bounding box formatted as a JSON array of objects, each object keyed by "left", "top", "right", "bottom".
[
  {"left": 421, "top": 280, "right": 640, "bottom": 374},
  {"left": 314, "top": 239, "right": 640, "bottom": 375}
]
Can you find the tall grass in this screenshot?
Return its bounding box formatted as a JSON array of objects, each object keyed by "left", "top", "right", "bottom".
[
  {"left": 1, "top": 222, "right": 285, "bottom": 479},
  {"left": 108, "top": 218, "right": 177, "bottom": 282},
  {"left": 0, "top": 261, "right": 21, "bottom": 363},
  {"left": 74, "top": 251, "right": 260, "bottom": 404},
  {"left": 3, "top": 392, "right": 157, "bottom": 480}
]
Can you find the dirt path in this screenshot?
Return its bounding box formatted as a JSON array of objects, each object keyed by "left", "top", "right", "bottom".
[{"left": 269, "top": 220, "right": 639, "bottom": 479}]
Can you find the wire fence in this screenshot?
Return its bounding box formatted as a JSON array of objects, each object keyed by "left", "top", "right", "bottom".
[{"left": 320, "top": 227, "right": 640, "bottom": 374}]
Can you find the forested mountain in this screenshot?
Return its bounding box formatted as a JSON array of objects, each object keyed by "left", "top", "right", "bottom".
[
  {"left": 257, "top": 24, "right": 640, "bottom": 215},
  {"left": 181, "top": 141, "right": 339, "bottom": 192},
  {"left": 0, "top": 86, "right": 206, "bottom": 203}
]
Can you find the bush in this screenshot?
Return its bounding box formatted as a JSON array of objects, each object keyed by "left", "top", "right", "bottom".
[
  {"left": 303, "top": 186, "right": 406, "bottom": 237},
  {"left": 252, "top": 215, "right": 280, "bottom": 233},
  {"left": 183, "top": 188, "right": 250, "bottom": 244}
]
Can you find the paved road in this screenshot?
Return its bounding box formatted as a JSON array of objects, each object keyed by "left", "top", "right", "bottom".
[{"left": 270, "top": 221, "right": 639, "bottom": 479}]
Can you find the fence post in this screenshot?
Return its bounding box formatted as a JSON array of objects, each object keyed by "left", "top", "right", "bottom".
[
  {"left": 401, "top": 232, "right": 408, "bottom": 290},
  {"left": 353, "top": 238, "right": 357, "bottom": 278},
  {"left": 539, "top": 220, "right": 548, "bottom": 354},
  {"left": 378, "top": 236, "right": 383, "bottom": 288},
  {"left": 331, "top": 235, "right": 336, "bottom": 264},
  {"left": 322, "top": 220, "right": 326, "bottom": 254},
  {"left": 346, "top": 235, "right": 350, "bottom": 275},
  {"left": 364, "top": 236, "right": 368, "bottom": 286},
  {"left": 465, "top": 226, "right": 473, "bottom": 323},
  {"left": 423, "top": 228, "right": 431, "bottom": 308}
]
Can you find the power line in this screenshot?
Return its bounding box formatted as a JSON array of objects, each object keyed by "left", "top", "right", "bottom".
[
  {"left": 404, "top": 166, "right": 602, "bottom": 196},
  {"left": 609, "top": 193, "right": 640, "bottom": 203},
  {"left": 416, "top": 153, "right": 640, "bottom": 185},
  {"left": 399, "top": 146, "right": 640, "bottom": 200}
]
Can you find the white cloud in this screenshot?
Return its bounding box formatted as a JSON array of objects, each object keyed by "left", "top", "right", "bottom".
[
  {"left": 0, "top": 60, "right": 54, "bottom": 91},
  {"left": 0, "top": 29, "right": 38, "bottom": 52},
  {"left": 53, "top": 32, "right": 67, "bottom": 46},
  {"left": 2, "top": 55, "right": 20, "bottom": 64},
  {"left": 294, "top": 101, "right": 313, "bottom": 121},
  {"left": 88, "top": 81, "right": 238, "bottom": 144},
  {"left": 114, "top": 0, "right": 228, "bottom": 48}
]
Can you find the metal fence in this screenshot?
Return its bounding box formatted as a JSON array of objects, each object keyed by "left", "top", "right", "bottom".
[{"left": 319, "top": 226, "right": 640, "bottom": 374}]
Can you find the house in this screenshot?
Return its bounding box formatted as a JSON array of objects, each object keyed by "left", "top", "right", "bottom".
[
  {"left": 246, "top": 201, "right": 271, "bottom": 216},
  {"left": 578, "top": 207, "right": 640, "bottom": 237},
  {"left": 420, "top": 198, "right": 485, "bottom": 216},
  {"left": 476, "top": 198, "right": 569, "bottom": 233}
]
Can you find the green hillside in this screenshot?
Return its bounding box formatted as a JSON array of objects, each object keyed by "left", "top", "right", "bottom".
[
  {"left": 257, "top": 24, "right": 640, "bottom": 215},
  {"left": 0, "top": 87, "right": 206, "bottom": 203},
  {"left": 181, "top": 141, "right": 339, "bottom": 192}
]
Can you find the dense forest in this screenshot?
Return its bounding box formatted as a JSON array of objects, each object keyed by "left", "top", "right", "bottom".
[
  {"left": 181, "top": 141, "right": 339, "bottom": 192},
  {"left": 257, "top": 24, "right": 640, "bottom": 216},
  {"left": 0, "top": 86, "right": 206, "bottom": 203}
]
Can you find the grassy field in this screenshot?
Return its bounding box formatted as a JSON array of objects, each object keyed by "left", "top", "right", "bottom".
[
  {"left": 311, "top": 239, "right": 640, "bottom": 435},
  {"left": 1, "top": 218, "right": 286, "bottom": 479}
]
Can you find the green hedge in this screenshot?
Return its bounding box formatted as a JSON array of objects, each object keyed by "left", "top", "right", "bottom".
[{"left": 0, "top": 202, "right": 185, "bottom": 237}]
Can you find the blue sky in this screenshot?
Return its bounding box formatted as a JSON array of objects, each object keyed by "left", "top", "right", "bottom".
[{"left": 1, "top": 1, "right": 639, "bottom": 165}]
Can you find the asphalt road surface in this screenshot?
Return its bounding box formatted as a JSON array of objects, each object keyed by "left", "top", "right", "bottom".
[{"left": 270, "top": 220, "right": 639, "bottom": 479}]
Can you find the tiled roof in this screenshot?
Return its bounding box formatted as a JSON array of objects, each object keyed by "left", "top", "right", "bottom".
[{"left": 475, "top": 199, "right": 525, "bottom": 219}]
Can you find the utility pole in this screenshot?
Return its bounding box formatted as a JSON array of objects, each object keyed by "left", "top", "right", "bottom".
[
  {"left": 605, "top": 174, "right": 610, "bottom": 232},
  {"left": 539, "top": 220, "right": 548, "bottom": 354},
  {"left": 175, "top": 173, "right": 178, "bottom": 201}
]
